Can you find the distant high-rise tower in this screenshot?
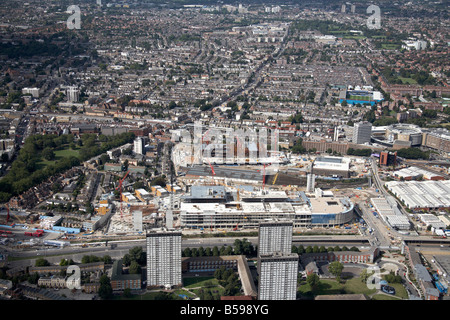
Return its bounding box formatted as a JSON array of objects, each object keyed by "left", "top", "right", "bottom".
[
  {"left": 306, "top": 173, "right": 316, "bottom": 193},
  {"left": 334, "top": 126, "right": 339, "bottom": 141},
  {"left": 258, "top": 220, "right": 293, "bottom": 256},
  {"left": 353, "top": 121, "right": 372, "bottom": 145},
  {"left": 258, "top": 253, "right": 299, "bottom": 300},
  {"left": 132, "top": 210, "right": 143, "bottom": 232},
  {"left": 166, "top": 209, "right": 173, "bottom": 229},
  {"left": 341, "top": 4, "right": 346, "bottom": 13},
  {"left": 146, "top": 231, "right": 182, "bottom": 288},
  {"left": 133, "top": 137, "right": 144, "bottom": 155}
]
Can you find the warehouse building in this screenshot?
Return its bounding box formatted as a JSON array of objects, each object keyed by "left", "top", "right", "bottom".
[
  {"left": 312, "top": 156, "right": 351, "bottom": 178},
  {"left": 392, "top": 166, "right": 444, "bottom": 181},
  {"left": 418, "top": 214, "right": 447, "bottom": 230},
  {"left": 386, "top": 180, "right": 450, "bottom": 210},
  {"left": 370, "top": 197, "right": 410, "bottom": 230}
]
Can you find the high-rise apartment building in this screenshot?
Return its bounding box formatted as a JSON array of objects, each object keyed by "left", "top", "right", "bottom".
[
  {"left": 257, "top": 220, "right": 293, "bottom": 256},
  {"left": 146, "top": 231, "right": 182, "bottom": 288},
  {"left": 132, "top": 210, "right": 143, "bottom": 232},
  {"left": 258, "top": 253, "right": 299, "bottom": 300},
  {"left": 353, "top": 121, "right": 372, "bottom": 145},
  {"left": 306, "top": 173, "right": 316, "bottom": 193},
  {"left": 133, "top": 137, "right": 144, "bottom": 155}
]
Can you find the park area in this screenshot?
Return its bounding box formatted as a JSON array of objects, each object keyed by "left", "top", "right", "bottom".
[{"left": 298, "top": 272, "right": 408, "bottom": 300}]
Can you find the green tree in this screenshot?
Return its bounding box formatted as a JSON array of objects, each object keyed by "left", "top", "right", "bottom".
[
  {"left": 359, "top": 268, "right": 374, "bottom": 284},
  {"left": 35, "top": 258, "right": 50, "bottom": 267},
  {"left": 102, "top": 255, "right": 112, "bottom": 264},
  {"left": 328, "top": 261, "right": 344, "bottom": 282},
  {"left": 28, "top": 272, "right": 40, "bottom": 285},
  {"left": 129, "top": 261, "right": 141, "bottom": 274},
  {"left": 123, "top": 288, "right": 132, "bottom": 298},
  {"left": 98, "top": 274, "right": 113, "bottom": 300},
  {"left": 42, "top": 147, "right": 55, "bottom": 161},
  {"left": 183, "top": 248, "right": 192, "bottom": 257},
  {"left": 214, "top": 266, "right": 226, "bottom": 280},
  {"left": 129, "top": 246, "right": 146, "bottom": 265},
  {"left": 306, "top": 273, "right": 320, "bottom": 292}
]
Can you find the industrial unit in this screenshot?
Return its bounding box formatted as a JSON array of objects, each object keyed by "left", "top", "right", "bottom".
[
  {"left": 371, "top": 197, "right": 410, "bottom": 230},
  {"left": 386, "top": 180, "right": 450, "bottom": 210},
  {"left": 312, "top": 156, "right": 351, "bottom": 178}
]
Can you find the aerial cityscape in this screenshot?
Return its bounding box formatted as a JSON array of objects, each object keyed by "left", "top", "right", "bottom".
[{"left": 0, "top": 0, "right": 449, "bottom": 306}]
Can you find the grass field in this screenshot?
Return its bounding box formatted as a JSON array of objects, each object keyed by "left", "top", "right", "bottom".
[
  {"left": 36, "top": 146, "right": 80, "bottom": 169},
  {"left": 381, "top": 43, "right": 401, "bottom": 50},
  {"left": 398, "top": 77, "right": 418, "bottom": 85},
  {"left": 183, "top": 276, "right": 219, "bottom": 288},
  {"left": 297, "top": 277, "right": 408, "bottom": 299},
  {"left": 349, "top": 95, "right": 372, "bottom": 101}
]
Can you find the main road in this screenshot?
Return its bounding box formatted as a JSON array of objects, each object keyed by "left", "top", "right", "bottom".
[{"left": 3, "top": 234, "right": 370, "bottom": 268}]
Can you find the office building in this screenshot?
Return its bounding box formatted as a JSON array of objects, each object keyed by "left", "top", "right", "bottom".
[
  {"left": 258, "top": 253, "right": 298, "bottom": 300},
  {"left": 379, "top": 151, "right": 397, "bottom": 166},
  {"left": 146, "top": 231, "right": 182, "bottom": 288},
  {"left": 257, "top": 220, "right": 293, "bottom": 256},
  {"left": 353, "top": 121, "right": 372, "bottom": 145}
]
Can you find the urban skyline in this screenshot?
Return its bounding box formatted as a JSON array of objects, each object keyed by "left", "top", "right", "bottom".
[{"left": 0, "top": 0, "right": 448, "bottom": 308}]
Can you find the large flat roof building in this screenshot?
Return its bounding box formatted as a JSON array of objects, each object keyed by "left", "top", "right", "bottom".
[
  {"left": 386, "top": 180, "right": 450, "bottom": 210},
  {"left": 179, "top": 188, "right": 354, "bottom": 229},
  {"left": 312, "top": 156, "right": 351, "bottom": 178}
]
